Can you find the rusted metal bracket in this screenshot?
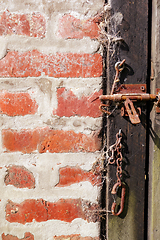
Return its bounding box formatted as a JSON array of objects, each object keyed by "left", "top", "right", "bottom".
[
  {"left": 99, "top": 84, "right": 160, "bottom": 124},
  {"left": 123, "top": 97, "right": 141, "bottom": 124},
  {"left": 156, "top": 88, "right": 160, "bottom": 113}
]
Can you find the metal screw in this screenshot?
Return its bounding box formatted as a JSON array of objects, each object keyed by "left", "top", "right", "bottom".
[{"left": 140, "top": 86, "right": 145, "bottom": 92}]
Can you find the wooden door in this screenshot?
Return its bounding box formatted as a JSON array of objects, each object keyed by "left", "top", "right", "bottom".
[
  {"left": 100, "top": 1, "right": 149, "bottom": 239},
  {"left": 148, "top": 0, "right": 160, "bottom": 240}
]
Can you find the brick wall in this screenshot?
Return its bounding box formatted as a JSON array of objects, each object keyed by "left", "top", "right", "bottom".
[{"left": 0, "top": 0, "right": 104, "bottom": 239}]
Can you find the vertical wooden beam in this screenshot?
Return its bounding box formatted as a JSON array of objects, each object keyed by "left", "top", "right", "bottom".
[
  {"left": 103, "top": 1, "right": 149, "bottom": 239},
  {"left": 149, "top": 0, "right": 160, "bottom": 239}
]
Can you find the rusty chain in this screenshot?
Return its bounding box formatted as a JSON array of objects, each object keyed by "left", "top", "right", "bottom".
[
  {"left": 107, "top": 129, "right": 123, "bottom": 185},
  {"left": 99, "top": 59, "right": 126, "bottom": 117},
  {"left": 106, "top": 129, "right": 126, "bottom": 216}
]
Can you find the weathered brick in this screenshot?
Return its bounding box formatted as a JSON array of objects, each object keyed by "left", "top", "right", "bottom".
[
  {"left": 5, "top": 199, "right": 99, "bottom": 224},
  {"left": 53, "top": 88, "right": 102, "bottom": 117},
  {"left": 0, "top": 91, "right": 38, "bottom": 116},
  {"left": 56, "top": 166, "right": 101, "bottom": 187},
  {"left": 2, "top": 128, "right": 40, "bottom": 153},
  {"left": 53, "top": 234, "right": 99, "bottom": 240},
  {"left": 4, "top": 165, "right": 35, "bottom": 189},
  {"left": 2, "top": 128, "right": 101, "bottom": 153},
  {"left": 2, "top": 233, "right": 34, "bottom": 240},
  {"left": 0, "top": 50, "right": 102, "bottom": 78},
  {"left": 0, "top": 11, "right": 46, "bottom": 38},
  {"left": 58, "top": 14, "right": 100, "bottom": 39},
  {"left": 30, "top": 13, "right": 46, "bottom": 38}
]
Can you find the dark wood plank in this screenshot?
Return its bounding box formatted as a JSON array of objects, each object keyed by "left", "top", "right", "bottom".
[{"left": 102, "top": 1, "right": 148, "bottom": 239}]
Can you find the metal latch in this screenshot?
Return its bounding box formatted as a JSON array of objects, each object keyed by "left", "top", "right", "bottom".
[
  {"left": 99, "top": 60, "right": 160, "bottom": 124},
  {"left": 100, "top": 93, "right": 160, "bottom": 124}
]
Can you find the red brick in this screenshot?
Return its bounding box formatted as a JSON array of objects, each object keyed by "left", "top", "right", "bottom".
[
  {"left": 53, "top": 88, "right": 102, "bottom": 117},
  {"left": 0, "top": 91, "right": 38, "bottom": 116},
  {"left": 2, "top": 233, "right": 34, "bottom": 240},
  {"left": 5, "top": 198, "right": 99, "bottom": 224},
  {"left": 56, "top": 167, "right": 101, "bottom": 187},
  {"left": 30, "top": 13, "right": 46, "bottom": 38},
  {"left": 4, "top": 165, "right": 35, "bottom": 189},
  {"left": 0, "top": 10, "right": 46, "bottom": 38},
  {"left": 2, "top": 128, "right": 101, "bottom": 153},
  {"left": 2, "top": 128, "right": 40, "bottom": 153},
  {"left": 54, "top": 235, "right": 99, "bottom": 240},
  {"left": 58, "top": 14, "right": 100, "bottom": 39},
  {"left": 0, "top": 50, "right": 102, "bottom": 78}
]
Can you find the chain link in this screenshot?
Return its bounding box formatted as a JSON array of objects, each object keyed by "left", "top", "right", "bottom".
[
  {"left": 107, "top": 129, "right": 123, "bottom": 185},
  {"left": 107, "top": 129, "right": 125, "bottom": 216}
]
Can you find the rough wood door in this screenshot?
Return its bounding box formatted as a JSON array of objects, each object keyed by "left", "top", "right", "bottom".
[
  {"left": 100, "top": 1, "right": 149, "bottom": 239},
  {"left": 148, "top": 0, "right": 160, "bottom": 239}
]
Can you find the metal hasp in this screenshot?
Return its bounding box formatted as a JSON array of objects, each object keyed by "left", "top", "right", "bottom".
[
  {"left": 99, "top": 59, "right": 160, "bottom": 124},
  {"left": 99, "top": 92, "right": 160, "bottom": 124}
]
